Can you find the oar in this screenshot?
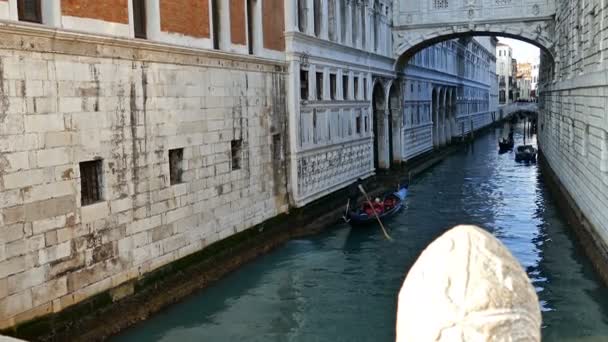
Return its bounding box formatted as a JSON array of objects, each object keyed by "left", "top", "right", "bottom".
[
  {"left": 342, "top": 198, "right": 351, "bottom": 223},
  {"left": 358, "top": 185, "right": 393, "bottom": 241}
]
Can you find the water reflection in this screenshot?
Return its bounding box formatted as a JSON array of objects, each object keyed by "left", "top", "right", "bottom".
[{"left": 114, "top": 123, "right": 608, "bottom": 342}]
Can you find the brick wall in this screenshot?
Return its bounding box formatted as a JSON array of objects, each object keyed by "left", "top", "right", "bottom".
[
  {"left": 0, "top": 28, "right": 287, "bottom": 329},
  {"left": 263, "top": 0, "right": 285, "bottom": 51},
  {"left": 160, "top": 0, "right": 210, "bottom": 38},
  {"left": 230, "top": 0, "right": 246, "bottom": 45},
  {"left": 62, "top": 0, "right": 129, "bottom": 24}
]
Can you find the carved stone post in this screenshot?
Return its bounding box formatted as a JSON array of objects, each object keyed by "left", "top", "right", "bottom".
[{"left": 396, "top": 225, "right": 542, "bottom": 342}]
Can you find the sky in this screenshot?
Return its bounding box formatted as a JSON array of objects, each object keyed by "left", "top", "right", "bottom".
[{"left": 498, "top": 37, "right": 540, "bottom": 63}]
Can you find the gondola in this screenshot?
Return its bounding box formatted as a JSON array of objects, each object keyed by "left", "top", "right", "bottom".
[
  {"left": 498, "top": 138, "right": 514, "bottom": 151},
  {"left": 346, "top": 185, "right": 408, "bottom": 226},
  {"left": 515, "top": 145, "right": 537, "bottom": 162}
]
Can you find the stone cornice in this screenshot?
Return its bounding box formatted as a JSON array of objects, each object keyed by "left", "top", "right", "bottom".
[
  {"left": 393, "top": 15, "right": 556, "bottom": 31},
  {"left": 0, "top": 20, "right": 287, "bottom": 73},
  {"left": 285, "top": 31, "right": 396, "bottom": 64}
]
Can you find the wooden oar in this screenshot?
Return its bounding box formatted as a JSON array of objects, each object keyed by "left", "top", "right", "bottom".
[
  {"left": 342, "top": 198, "right": 351, "bottom": 223},
  {"left": 358, "top": 185, "right": 393, "bottom": 241}
]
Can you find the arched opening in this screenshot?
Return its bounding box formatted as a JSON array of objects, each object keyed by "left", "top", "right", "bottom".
[
  {"left": 389, "top": 82, "right": 401, "bottom": 166},
  {"left": 394, "top": 31, "right": 554, "bottom": 72},
  {"left": 372, "top": 82, "right": 387, "bottom": 170}
]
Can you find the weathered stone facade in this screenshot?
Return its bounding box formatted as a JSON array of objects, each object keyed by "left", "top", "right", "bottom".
[
  {"left": 3, "top": 0, "right": 608, "bottom": 334},
  {"left": 538, "top": 0, "right": 608, "bottom": 279},
  {"left": 286, "top": 1, "right": 499, "bottom": 207},
  {"left": 0, "top": 21, "right": 287, "bottom": 329}
]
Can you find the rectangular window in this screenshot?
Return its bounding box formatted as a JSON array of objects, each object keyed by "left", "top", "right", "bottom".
[
  {"left": 300, "top": 69, "right": 309, "bottom": 100},
  {"left": 330, "top": 74, "right": 337, "bottom": 100},
  {"left": 312, "top": 110, "right": 318, "bottom": 143},
  {"left": 247, "top": 0, "right": 255, "bottom": 54},
  {"left": 80, "top": 160, "right": 103, "bottom": 206},
  {"left": 356, "top": 115, "right": 361, "bottom": 134},
  {"left": 133, "top": 0, "right": 147, "bottom": 39},
  {"left": 272, "top": 134, "right": 282, "bottom": 161},
  {"left": 231, "top": 139, "right": 243, "bottom": 170},
  {"left": 343, "top": 75, "right": 349, "bottom": 100},
  {"left": 316, "top": 72, "right": 324, "bottom": 100},
  {"left": 364, "top": 115, "right": 369, "bottom": 132},
  {"left": 354, "top": 77, "right": 359, "bottom": 100},
  {"left": 17, "top": 0, "right": 42, "bottom": 23},
  {"left": 212, "top": 0, "right": 220, "bottom": 49},
  {"left": 169, "top": 148, "right": 183, "bottom": 185}
]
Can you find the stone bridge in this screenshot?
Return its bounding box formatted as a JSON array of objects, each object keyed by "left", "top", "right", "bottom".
[
  {"left": 500, "top": 102, "right": 538, "bottom": 118},
  {"left": 392, "top": 0, "right": 556, "bottom": 65}
]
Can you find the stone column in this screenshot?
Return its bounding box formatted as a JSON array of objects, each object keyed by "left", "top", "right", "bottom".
[
  {"left": 285, "top": 0, "right": 298, "bottom": 32},
  {"left": 335, "top": 0, "right": 342, "bottom": 43},
  {"left": 369, "top": 7, "right": 376, "bottom": 53},
  {"left": 345, "top": 0, "right": 353, "bottom": 46},
  {"left": 41, "top": 0, "right": 61, "bottom": 27},
  {"left": 309, "top": 64, "right": 316, "bottom": 101},
  {"left": 144, "top": 0, "right": 162, "bottom": 41},
  {"left": 6, "top": 0, "right": 17, "bottom": 20},
  {"left": 355, "top": 2, "right": 362, "bottom": 49},
  {"left": 363, "top": 3, "right": 371, "bottom": 52},
  {"left": 338, "top": 69, "right": 344, "bottom": 100},
  {"left": 379, "top": 112, "right": 390, "bottom": 169},
  {"left": 320, "top": 0, "right": 329, "bottom": 40},
  {"left": 287, "top": 59, "right": 302, "bottom": 205},
  {"left": 306, "top": 0, "right": 315, "bottom": 36}
]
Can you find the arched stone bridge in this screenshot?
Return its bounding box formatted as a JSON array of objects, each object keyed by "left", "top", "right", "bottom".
[{"left": 392, "top": 0, "right": 556, "bottom": 64}]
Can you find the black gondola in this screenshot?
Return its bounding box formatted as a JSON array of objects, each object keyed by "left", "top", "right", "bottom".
[
  {"left": 346, "top": 186, "right": 408, "bottom": 226},
  {"left": 498, "top": 132, "right": 514, "bottom": 152},
  {"left": 498, "top": 138, "right": 514, "bottom": 151},
  {"left": 515, "top": 145, "right": 537, "bottom": 162}
]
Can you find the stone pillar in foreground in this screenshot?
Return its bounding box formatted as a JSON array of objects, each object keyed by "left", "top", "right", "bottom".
[{"left": 396, "top": 225, "right": 541, "bottom": 342}]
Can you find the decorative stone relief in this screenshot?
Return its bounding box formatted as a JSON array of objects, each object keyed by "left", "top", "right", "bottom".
[{"left": 296, "top": 141, "right": 373, "bottom": 199}]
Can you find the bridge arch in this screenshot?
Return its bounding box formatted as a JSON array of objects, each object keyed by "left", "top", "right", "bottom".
[{"left": 394, "top": 27, "right": 555, "bottom": 71}]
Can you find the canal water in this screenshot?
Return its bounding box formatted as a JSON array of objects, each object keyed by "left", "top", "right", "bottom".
[{"left": 114, "top": 123, "right": 608, "bottom": 342}]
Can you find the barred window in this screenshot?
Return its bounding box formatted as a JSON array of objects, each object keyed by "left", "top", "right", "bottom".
[
  {"left": 80, "top": 160, "right": 103, "bottom": 206},
  {"left": 330, "top": 74, "right": 337, "bottom": 100},
  {"left": 132, "top": 0, "right": 147, "bottom": 39},
  {"left": 231, "top": 140, "right": 243, "bottom": 170},
  {"left": 17, "top": 0, "right": 42, "bottom": 23},
  {"left": 301, "top": 69, "right": 309, "bottom": 100},
  {"left": 169, "top": 148, "right": 183, "bottom": 185},
  {"left": 433, "top": 0, "right": 448, "bottom": 9}
]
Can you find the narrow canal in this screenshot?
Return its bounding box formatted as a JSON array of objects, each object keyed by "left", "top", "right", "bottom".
[{"left": 114, "top": 123, "right": 608, "bottom": 342}]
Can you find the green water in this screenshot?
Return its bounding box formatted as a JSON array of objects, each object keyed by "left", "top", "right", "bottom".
[{"left": 114, "top": 124, "right": 608, "bottom": 341}]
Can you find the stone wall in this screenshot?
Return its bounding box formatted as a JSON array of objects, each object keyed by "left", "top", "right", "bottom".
[
  {"left": 0, "top": 25, "right": 288, "bottom": 329},
  {"left": 537, "top": 0, "right": 608, "bottom": 267}
]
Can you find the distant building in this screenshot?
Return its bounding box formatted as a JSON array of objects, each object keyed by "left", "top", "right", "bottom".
[
  {"left": 531, "top": 57, "right": 540, "bottom": 98},
  {"left": 496, "top": 43, "right": 517, "bottom": 104},
  {"left": 517, "top": 63, "right": 533, "bottom": 100}
]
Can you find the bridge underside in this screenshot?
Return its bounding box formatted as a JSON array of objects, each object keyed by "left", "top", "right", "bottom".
[
  {"left": 392, "top": 0, "right": 556, "bottom": 66},
  {"left": 393, "top": 18, "right": 555, "bottom": 68}
]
